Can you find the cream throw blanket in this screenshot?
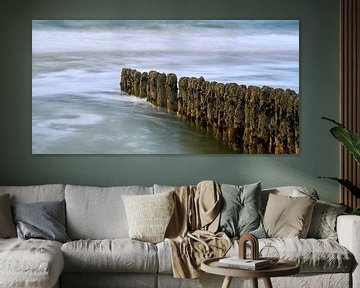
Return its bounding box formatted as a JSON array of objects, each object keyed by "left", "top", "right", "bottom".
[{"left": 165, "top": 180, "right": 231, "bottom": 278}]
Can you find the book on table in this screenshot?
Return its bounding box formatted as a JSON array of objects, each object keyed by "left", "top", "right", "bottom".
[{"left": 218, "top": 257, "right": 271, "bottom": 270}]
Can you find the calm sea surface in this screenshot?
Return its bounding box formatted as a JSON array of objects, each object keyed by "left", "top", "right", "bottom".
[{"left": 32, "top": 20, "right": 299, "bottom": 154}]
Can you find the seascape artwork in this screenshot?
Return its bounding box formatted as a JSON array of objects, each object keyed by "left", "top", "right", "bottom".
[{"left": 32, "top": 20, "right": 299, "bottom": 154}]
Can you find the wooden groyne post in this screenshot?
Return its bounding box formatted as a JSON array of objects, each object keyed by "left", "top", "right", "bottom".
[
  {"left": 121, "top": 68, "right": 178, "bottom": 112},
  {"left": 120, "top": 68, "right": 299, "bottom": 154}
]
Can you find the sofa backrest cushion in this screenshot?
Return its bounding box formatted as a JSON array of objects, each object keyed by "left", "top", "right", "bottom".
[
  {"left": 65, "top": 185, "right": 154, "bottom": 239},
  {"left": 153, "top": 184, "right": 176, "bottom": 194},
  {"left": 0, "top": 184, "right": 65, "bottom": 204}
]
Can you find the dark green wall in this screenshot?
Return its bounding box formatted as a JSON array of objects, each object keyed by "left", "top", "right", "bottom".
[{"left": 0, "top": 0, "right": 340, "bottom": 202}]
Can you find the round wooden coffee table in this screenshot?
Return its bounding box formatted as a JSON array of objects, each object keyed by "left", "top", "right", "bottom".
[{"left": 201, "top": 257, "right": 300, "bottom": 288}]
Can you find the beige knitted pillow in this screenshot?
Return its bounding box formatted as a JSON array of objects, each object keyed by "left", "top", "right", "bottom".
[
  {"left": 263, "top": 193, "right": 316, "bottom": 238},
  {"left": 122, "top": 191, "right": 175, "bottom": 243}
]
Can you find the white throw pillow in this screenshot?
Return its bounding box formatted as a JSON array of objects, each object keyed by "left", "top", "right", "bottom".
[{"left": 122, "top": 191, "right": 175, "bottom": 243}]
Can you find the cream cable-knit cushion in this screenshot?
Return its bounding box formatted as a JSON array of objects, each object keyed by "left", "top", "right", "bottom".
[{"left": 122, "top": 191, "right": 175, "bottom": 243}]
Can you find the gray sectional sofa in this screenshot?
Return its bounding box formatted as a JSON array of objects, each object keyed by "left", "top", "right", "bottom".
[{"left": 0, "top": 183, "right": 359, "bottom": 288}]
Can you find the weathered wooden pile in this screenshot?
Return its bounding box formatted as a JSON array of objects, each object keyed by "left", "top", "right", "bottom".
[
  {"left": 120, "top": 68, "right": 299, "bottom": 154},
  {"left": 120, "top": 68, "right": 178, "bottom": 112}
]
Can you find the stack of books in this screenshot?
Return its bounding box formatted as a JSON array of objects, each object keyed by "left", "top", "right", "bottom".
[{"left": 218, "top": 257, "right": 271, "bottom": 270}]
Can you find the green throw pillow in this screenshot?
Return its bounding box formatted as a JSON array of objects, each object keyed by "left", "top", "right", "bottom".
[{"left": 218, "top": 182, "right": 266, "bottom": 238}]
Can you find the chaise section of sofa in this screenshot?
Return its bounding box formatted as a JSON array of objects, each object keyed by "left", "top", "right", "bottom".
[
  {"left": 0, "top": 238, "right": 63, "bottom": 288},
  {"left": 0, "top": 184, "right": 66, "bottom": 288}
]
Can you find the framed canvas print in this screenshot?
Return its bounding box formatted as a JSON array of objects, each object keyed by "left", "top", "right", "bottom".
[{"left": 32, "top": 20, "right": 299, "bottom": 154}]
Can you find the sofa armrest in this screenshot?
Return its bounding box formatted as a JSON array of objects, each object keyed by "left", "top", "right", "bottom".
[{"left": 337, "top": 215, "right": 360, "bottom": 288}]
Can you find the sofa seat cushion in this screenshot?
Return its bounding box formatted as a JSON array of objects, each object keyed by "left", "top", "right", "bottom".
[
  {"left": 157, "top": 238, "right": 354, "bottom": 274},
  {"left": 0, "top": 238, "right": 64, "bottom": 288},
  {"left": 61, "top": 239, "right": 158, "bottom": 273},
  {"left": 261, "top": 238, "right": 353, "bottom": 272},
  {"left": 231, "top": 238, "right": 354, "bottom": 273}
]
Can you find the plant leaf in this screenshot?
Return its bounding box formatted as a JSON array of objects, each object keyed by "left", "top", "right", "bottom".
[
  {"left": 322, "top": 117, "right": 360, "bottom": 165},
  {"left": 330, "top": 126, "right": 360, "bottom": 165},
  {"left": 322, "top": 116, "right": 345, "bottom": 128},
  {"left": 318, "top": 177, "right": 360, "bottom": 198}
]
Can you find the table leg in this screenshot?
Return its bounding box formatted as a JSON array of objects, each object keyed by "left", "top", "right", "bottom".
[
  {"left": 251, "top": 278, "right": 258, "bottom": 288},
  {"left": 221, "top": 276, "right": 233, "bottom": 288},
  {"left": 263, "top": 277, "right": 273, "bottom": 288}
]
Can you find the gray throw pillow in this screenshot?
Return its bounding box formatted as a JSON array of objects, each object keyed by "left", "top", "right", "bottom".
[
  {"left": 307, "top": 200, "right": 347, "bottom": 240},
  {"left": 12, "top": 200, "right": 70, "bottom": 243},
  {"left": 218, "top": 182, "right": 266, "bottom": 238},
  {"left": 0, "top": 194, "right": 17, "bottom": 238}
]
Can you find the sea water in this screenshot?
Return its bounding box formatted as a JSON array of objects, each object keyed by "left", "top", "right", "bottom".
[{"left": 32, "top": 20, "right": 299, "bottom": 154}]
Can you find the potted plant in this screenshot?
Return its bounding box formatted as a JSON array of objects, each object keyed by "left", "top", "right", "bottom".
[{"left": 320, "top": 117, "right": 360, "bottom": 215}]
